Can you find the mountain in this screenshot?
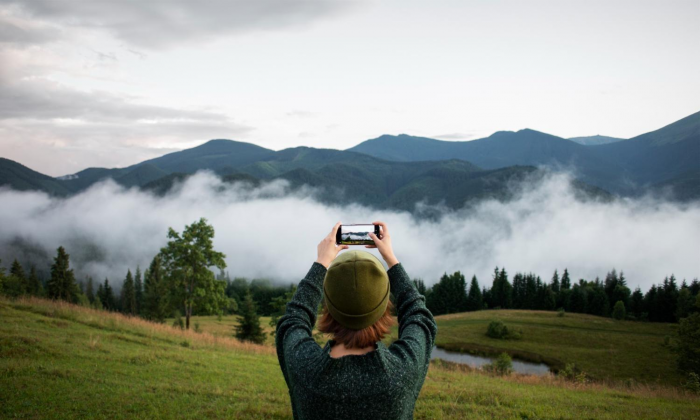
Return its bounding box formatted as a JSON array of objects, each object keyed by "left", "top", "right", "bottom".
[
  {"left": 568, "top": 135, "right": 626, "bottom": 146},
  {"left": 0, "top": 158, "right": 71, "bottom": 196},
  {"left": 347, "top": 111, "right": 700, "bottom": 196},
  {"left": 590, "top": 111, "right": 700, "bottom": 186},
  {"left": 348, "top": 130, "right": 623, "bottom": 193}
]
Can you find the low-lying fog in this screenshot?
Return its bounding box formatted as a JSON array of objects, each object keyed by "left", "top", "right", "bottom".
[{"left": 1, "top": 172, "right": 698, "bottom": 291}]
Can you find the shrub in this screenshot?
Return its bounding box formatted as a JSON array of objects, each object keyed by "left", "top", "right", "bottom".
[
  {"left": 557, "top": 308, "right": 565, "bottom": 317},
  {"left": 612, "top": 300, "right": 626, "bottom": 320},
  {"left": 180, "top": 340, "right": 190, "bottom": 348},
  {"left": 485, "top": 352, "right": 512, "bottom": 375},
  {"left": 676, "top": 312, "right": 700, "bottom": 375},
  {"left": 172, "top": 310, "right": 185, "bottom": 330},
  {"left": 486, "top": 320, "right": 522, "bottom": 340},
  {"left": 194, "top": 322, "right": 201, "bottom": 333},
  {"left": 683, "top": 372, "right": 700, "bottom": 394}
]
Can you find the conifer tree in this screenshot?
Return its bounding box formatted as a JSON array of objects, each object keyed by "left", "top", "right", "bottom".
[
  {"left": 27, "top": 265, "right": 43, "bottom": 297},
  {"left": 47, "top": 246, "right": 79, "bottom": 303},
  {"left": 235, "top": 290, "right": 266, "bottom": 344},
  {"left": 560, "top": 269, "right": 571, "bottom": 290},
  {"left": 466, "top": 275, "right": 483, "bottom": 311},
  {"left": 120, "top": 269, "right": 137, "bottom": 315},
  {"left": 134, "top": 266, "right": 143, "bottom": 315},
  {"left": 85, "top": 276, "right": 95, "bottom": 303},
  {"left": 551, "top": 270, "right": 560, "bottom": 294},
  {"left": 102, "top": 279, "right": 116, "bottom": 311},
  {"left": 143, "top": 255, "right": 169, "bottom": 322},
  {"left": 269, "top": 284, "right": 297, "bottom": 335},
  {"left": 10, "top": 259, "right": 26, "bottom": 283}
]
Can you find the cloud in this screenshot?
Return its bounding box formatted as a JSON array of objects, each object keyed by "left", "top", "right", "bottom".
[
  {"left": 1, "top": 0, "right": 358, "bottom": 50},
  {"left": 0, "top": 172, "right": 697, "bottom": 293},
  {"left": 432, "top": 132, "right": 476, "bottom": 141}
]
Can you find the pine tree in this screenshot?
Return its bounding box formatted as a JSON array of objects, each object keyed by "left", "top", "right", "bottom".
[
  {"left": 102, "top": 279, "right": 116, "bottom": 311},
  {"left": 413, "top": 278, "right": 427, "bottom": 295},
  {"left": 27, "top": 265, "right": 43, "bottom": 297},
  {"left": 120, "top": 269, "right": 137, "bottom": 315},
  {"left": 235, "top": 291, "right": 266, "bottom": 344},
  {"left": 466, "top": 276, "right": 483, "bottom": 311},
  {"left": 676, "top": 287, "right": 695, "bottom": 321},
  {"left": 630, "top": 287, "right": 644, "bottom": 319},
  {"left": 560, "top": 269, "right": 571, "bottom": 290},
  {"left": 551, "top": 270, "right": 560, "bottom": 294},
  {"left": 143, "top": 255, "right": 169, "bottom": 322},
  {"left": 10, "top": 259, "right": 26, "bottom": 283},
  {"left": 85, "top": 276, "right": 95, "bottom": 303},
  {"left": 269, "top": 284, "right": 297, "bottom": 335},
  {"left": 134, "top": 266, "right": 143, "bottom": 315},
  {"left": 47, "top": 246, "right": 79, "bottom": 303}
]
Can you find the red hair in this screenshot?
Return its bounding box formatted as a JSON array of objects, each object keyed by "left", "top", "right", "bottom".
[{"left": 318, "top": 300, "right": 395, "bottom": 349}]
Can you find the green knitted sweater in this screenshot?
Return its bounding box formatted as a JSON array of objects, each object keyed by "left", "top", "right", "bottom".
[{"left": 275, "top": 261, "right": 437, "bottom": 420}]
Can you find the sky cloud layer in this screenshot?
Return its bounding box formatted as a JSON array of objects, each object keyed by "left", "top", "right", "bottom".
[
  {"left": 0, "top": 1, "right": 698, "bottom": 176},
  {"left": 0, "top": 172, "right": 697, "bottom": 292}
]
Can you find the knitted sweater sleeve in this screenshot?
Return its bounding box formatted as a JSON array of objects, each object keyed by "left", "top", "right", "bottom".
[
  {"left": 386, "top": 262, "right": 438, "bottom": 378},
  {"left": 275, "top": 261, "right": 327, "bottom": 388}
]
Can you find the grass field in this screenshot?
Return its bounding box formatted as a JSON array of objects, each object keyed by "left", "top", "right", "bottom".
[
  {"left": 2, "top": 297, "right": 699, "bottom": 419},
  {"left": 180, "top": 308, "right": 682, "bottom": 386},
  {"left": 433, "top": 310, "right": 682, "bottom": 386}
]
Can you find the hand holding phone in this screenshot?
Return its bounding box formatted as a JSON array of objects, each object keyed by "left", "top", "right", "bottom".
[{"left": 366, "top": 221, "right": 398, "bottom": 268}]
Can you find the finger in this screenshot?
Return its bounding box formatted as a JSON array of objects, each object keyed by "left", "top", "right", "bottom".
[
  {"left": 372, "top": 221, "right": 388, "bottom": 235},
  {"left": 368, "top": 232, "right": 380, "bottom": 241},
  {"left": 340, "top": 245, "right": 349, "bottom": 250},
  {"left": 330, "top": 221, "right": 342, "bottom": 238}
]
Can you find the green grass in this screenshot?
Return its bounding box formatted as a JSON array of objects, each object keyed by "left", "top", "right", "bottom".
[
  {"left": 1, "top": 298, "right": 698, "bottom": 419},
  {"left": 433, "top": 309, "right": 682, "bottom": 386}
]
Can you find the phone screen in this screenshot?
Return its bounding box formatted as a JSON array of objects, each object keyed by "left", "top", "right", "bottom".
[{"left": 337, "top": 224, "right": 377, "bottom": 245}]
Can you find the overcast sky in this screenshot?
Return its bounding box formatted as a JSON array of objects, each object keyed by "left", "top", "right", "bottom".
[{"left": 0, "top": 0, "right": 698, "bottom": 176}]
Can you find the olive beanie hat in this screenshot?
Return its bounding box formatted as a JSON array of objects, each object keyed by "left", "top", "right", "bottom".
[{"left": 323, "top": 250, "right": 390, "bottom": 330}]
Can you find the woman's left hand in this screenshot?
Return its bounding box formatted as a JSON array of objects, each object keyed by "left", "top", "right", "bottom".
[{"left": 316, "top": 222, "right": 349, "bottom": 268}]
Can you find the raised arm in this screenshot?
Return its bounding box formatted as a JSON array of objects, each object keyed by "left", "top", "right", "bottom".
[
  {"left": 275, "top": 222, "right": 348, "bottom": 386},
  {"left": 368, "top": 222, "right": 437, "bottom": 372}
]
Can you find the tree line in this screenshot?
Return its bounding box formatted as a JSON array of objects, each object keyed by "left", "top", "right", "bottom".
[
  {"left": 416, "top": 267, "right": 700, "bottom": 323},
  {"left": 0, "top": 218, "right": 291, "bottom": 345}
]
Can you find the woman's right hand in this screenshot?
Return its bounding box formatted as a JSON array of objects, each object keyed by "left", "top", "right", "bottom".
[{"left": 367, "top": 221, "right": 399, "bottom": 268}]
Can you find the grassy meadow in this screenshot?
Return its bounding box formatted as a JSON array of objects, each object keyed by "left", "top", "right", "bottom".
[{"left": 2, "top": 297, "right": 699, "bottom": 419}]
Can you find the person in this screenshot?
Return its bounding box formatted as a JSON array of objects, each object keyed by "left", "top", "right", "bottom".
[{"left": 275, "top": 221, "right": 437, "bottom": 419}]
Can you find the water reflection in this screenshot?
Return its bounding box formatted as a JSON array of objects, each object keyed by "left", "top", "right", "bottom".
[{"left": 430, "top": 346, "right": 551, "bottom": 375}]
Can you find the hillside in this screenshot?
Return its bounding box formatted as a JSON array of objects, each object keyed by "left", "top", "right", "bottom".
[
  {"left": 592, "top": 111, "right": 700, "bottom": 186},
  {"left": 0, "top": 158, "right": 71, "bottom": 196},
  {"left": 2, "top": 297, "right": 699, "bottom": 419}
]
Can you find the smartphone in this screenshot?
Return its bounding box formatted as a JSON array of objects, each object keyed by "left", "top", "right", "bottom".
[{"left": 336, "top": 224, "right": 381, "bottom": 245}]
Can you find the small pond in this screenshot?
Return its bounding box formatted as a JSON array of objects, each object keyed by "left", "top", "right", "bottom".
[{"left": 430, "top": 346, "right": 551, "bottom": 375}]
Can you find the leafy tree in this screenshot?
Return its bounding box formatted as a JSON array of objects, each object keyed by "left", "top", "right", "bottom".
[
  {"left": 466, "top": 276, "right": 483, "bottom": 311},
  {"left": 235, "top": 290, "right": 266, "bottom": 344},
  {"left": 47, "top": 246, "right": 79, "bottom": 303},
  {"left": 134, "top": 266, "right": 143, "bottom": 315},
  {"left": 143, "top": 255, "right": 169, "bottom": 322},
  {"left": 160, "top": 218, "right": 227, "bottom": 329},
  {"left": 612, "top": 300, "right": 626, "bottom": 320},
  {"left": 120, "top": 269, "right": 137, "bottom": 315}
]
